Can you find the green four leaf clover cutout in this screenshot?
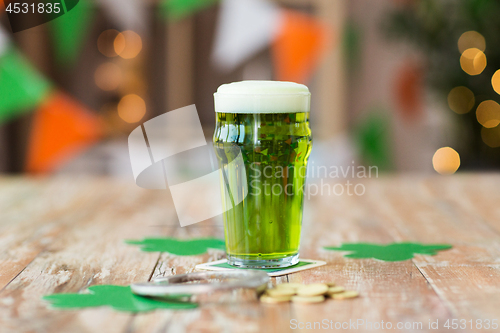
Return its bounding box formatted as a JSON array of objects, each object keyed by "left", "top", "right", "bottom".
[
  {"left": 43, "top": 285, "right": 197, "bottom": 312},
  {"left": 324, "top": 242, "right": 452, "bottom": 261},
  {"left": 125, "top": 237, "right": 226, "bottom": 255}
]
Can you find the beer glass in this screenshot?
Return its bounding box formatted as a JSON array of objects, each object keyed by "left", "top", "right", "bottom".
[{"left": 213, "top": 81, "right": 312, "bottom": 268}]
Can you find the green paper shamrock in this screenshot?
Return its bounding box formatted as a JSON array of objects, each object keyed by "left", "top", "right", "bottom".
[
  {"left": 354, "top": 110, "right": 393, "bottom": 171},
  {"left": 324, "top": 242, "right": 452, "bottom": 261},
  {"left": 126, "top": 237, "right": 226, "bottom": 255},
  {"left": 43, "top": 285, "right": 197, "bottom": 312}
]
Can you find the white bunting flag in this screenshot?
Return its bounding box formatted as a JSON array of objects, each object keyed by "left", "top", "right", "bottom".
[
  {"left": 0, "top": 25, "right": 10, "bottom": 55},
  {"left": 211, "top": 0, "right": 283, "bottom": 71},
  {"left": 97, "top": 0, "right": 146, "bottom": 33}
]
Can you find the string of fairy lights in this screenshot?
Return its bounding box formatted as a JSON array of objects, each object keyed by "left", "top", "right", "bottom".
[
  {"left": 95, "top": 29, "right": 146, "bottom": 125},
  {"left": 433, "top": 30, "right": 500, "bottom": 175}
]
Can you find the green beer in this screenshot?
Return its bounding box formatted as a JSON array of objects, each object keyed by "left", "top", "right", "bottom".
[{"left": 213, "top": 81, "right": 312, "bottom": 268}]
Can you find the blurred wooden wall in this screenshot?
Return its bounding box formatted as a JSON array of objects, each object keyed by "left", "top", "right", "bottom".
[{"left": 0, "top": 0, "right": 347, "bottom": 173}]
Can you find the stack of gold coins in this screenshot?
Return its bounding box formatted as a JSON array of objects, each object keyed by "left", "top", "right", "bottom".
[{"left": 260, "top": 282, "right": 359, "bottom": 304}]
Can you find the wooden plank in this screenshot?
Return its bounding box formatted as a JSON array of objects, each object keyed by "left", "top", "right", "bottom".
[
  {"left": 0, "top": 179, "right": 165, "bottom": 332},
  {"left": 166, "top": 17, "right": 194, "bottom": 111},
  {"left": 0, "top": 177, "right": 115, "bottom": 290},
  {"left": 361, "top": 175, "right": 500, "bottom": 328},
  {"left": 1, "top": 175, "right": 499, "bottom": 332},
  {"left": 315, "top": 0, "right": 347, "bottom": 139},
  {"left": 423, "top": 174, "right": 500, "bottom": 237}
]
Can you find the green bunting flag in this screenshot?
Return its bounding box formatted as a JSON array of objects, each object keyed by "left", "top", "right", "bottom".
[
  {"left": 160, "top": 0, "right": 219, "bottom": 21},
  {"left": 0, "top": 47, "right": 52, "bottom": 123},
  {"left": 48, "top": 0, "right": 93, "bottom": 66}
]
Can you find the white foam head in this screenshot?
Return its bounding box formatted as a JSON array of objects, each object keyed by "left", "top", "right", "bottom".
[{"left": 214, "top": 80, "right": 310, "bottom": 113}]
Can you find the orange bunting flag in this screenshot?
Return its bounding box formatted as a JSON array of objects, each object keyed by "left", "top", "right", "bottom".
[
  {"left": 25, "top": 92, "right": 103, "bottom": 173},
  {"left": 272, "top": 10, "right": 331, "bottom": 83}
]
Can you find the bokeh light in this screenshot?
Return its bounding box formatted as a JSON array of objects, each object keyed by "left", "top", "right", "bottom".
[
  {"left": 476, "top": 100, "right": 500, "bottom": 128},
  {"left": 460, "top": 48, "right": 487, "bottom": 76},
  {"left": 458, "top": 31, "right": 486, "bottom": 54},
  {"left": 114, "top": 31, "right": 143, "bottom": 59},
  {"left": 447, "top": 86, "right": 475, "bottom": 114},
  {"left": 481, "top": 126, "right": 500, "bottom": 148},
  {"left": 492, "top": 70, "right": 500, "bottom": 95},
  {"left": 432, "top": 147, "right": 460, "bottom": 175},
  {"left": 97, "top": 29, "right": 120, "bottom": 57},
  {"left": 94, "top": 62, "right": 122, "bottom": 91},
  {"left": 117, "top": 94, "right": 146, "bottom": 123}
]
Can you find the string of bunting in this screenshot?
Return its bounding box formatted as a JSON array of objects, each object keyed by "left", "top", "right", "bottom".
[
  {"left": 0, "top": 0, "right": 333, "bottom": 173},
  {"left": 211, "top": 0, "right": 332, "bottom": 83}
]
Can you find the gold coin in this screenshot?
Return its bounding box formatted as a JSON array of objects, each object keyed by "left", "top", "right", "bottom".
[
  {"left": 327, "top": 286, "right": 345, "bottom": 295},
  {"left": 260, "top": 295, "right": 291, "bottom": 304},
  {"left": 296, "top": 284, "right": 329, "bottom": 296},
  {"left": 267, "top": 288, "right": 297, "bottom": 297},
  {"left": 333, "top": 291, "right": 359, "bottom": 300},
  {"left": 276, "top": 283, "right": 302, "bottom": 289},
  {"left": 291, "top": 295, "right": 325, "bottom": 304}
]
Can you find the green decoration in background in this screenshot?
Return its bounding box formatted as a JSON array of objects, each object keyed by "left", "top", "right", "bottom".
[
  {"left": 160, "top": 0, "right": 219, "bottom": 21},
  {"left": 0, "top": 48, "right": 52, "bottom": 123},
  {"left": 126, "top": 237, "right": 226, "bottom": 255},
  {"left": 354, "top": 110, "right": 393, "bottom": 171},
  {"left": 64, "top": 0, "right": 82, "bottom": 12},
  {"left": 324, "top": 242, "right": 452, "bottom": 261},
  {"left": 382, "top": 0, "right": 500, "bottom": 168},
  {"left": 342, "top": 20, "right": 362, "bottom": 71},
  {"left": 48, "top": 0, "right": 93, "bottom": 66},
  {"left": 43, "top": 285, "right": 197, "bottom": 312}
]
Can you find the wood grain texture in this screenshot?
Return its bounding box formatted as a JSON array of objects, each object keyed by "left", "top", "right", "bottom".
[
  {"left": 364, "top": 175, "right": 500, "bottom": 330},
  {"left": 0, "top": 175, "right": 499, "bottom": 333},
  {"left": 0, "top": 178, "right": 166, "bottom": 332},
  {"left": 287, "top": 184, "right": 452, "bottom": 332}
]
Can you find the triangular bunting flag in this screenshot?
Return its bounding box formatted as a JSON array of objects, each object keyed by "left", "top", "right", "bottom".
[
  {"left": 0, "top": 45, "right": 52, "bottom": 124},
  {"left": 1, "top": 0, "right": 12, "bottom": 15},
  {"left": 160, "top": 0, "right": 219, "bottom": 21},
  {"left": 211, "top": 0, "right": 282, "bottom": 71},
  {"left": 48, "top": 0, "right": 93, "bottom": 66},
  {"left": 272, "top": 10, "right": 331, "bottom": 83},
  {"left": 25, "top": 92, "right": 103, "bottom": 173},
  {"left": 97, "top": 0, "right": 146, "bottom": 33}
]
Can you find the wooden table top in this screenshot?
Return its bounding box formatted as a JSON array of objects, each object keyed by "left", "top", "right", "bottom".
[{"left": 1, "top": 174, "right": 500, "bottom": 332}]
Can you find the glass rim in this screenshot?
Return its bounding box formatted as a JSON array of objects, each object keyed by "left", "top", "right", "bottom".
[{"left": 213, "top": 92, "right": 311, "bottom": 97}]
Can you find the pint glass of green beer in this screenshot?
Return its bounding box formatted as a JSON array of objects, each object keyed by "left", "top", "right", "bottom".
[{"left": 213, "top": 81, "right": 312, "bottom": 268}]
